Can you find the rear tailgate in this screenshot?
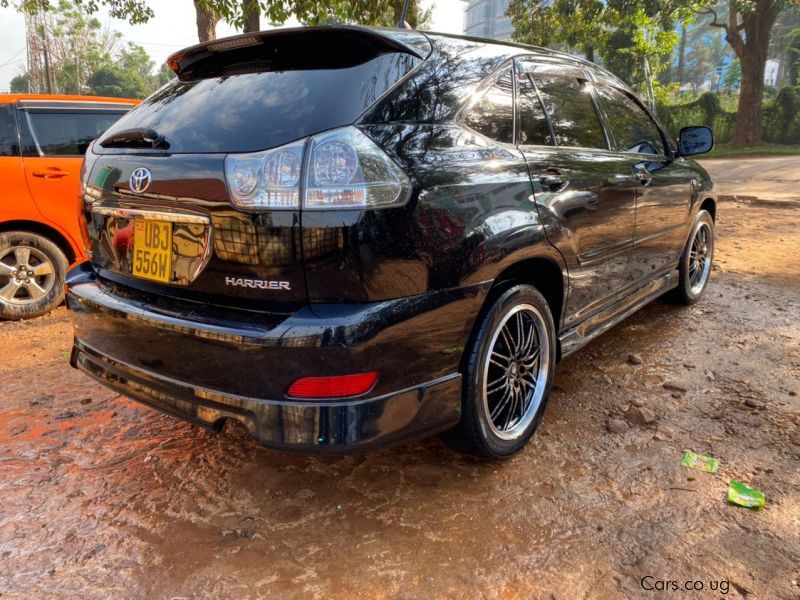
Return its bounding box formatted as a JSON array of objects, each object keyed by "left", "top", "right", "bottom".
[
  {"left": 85, "top": 27, "right": 430, "bottom": 311},
  {"left": 85, "top": 153, "right": 306, "bottom": 308}
]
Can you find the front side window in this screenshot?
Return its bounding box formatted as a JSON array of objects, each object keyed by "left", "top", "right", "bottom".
[
  {"left": 24, "top": 110, "right": 128, "bottom": 156},
  {"left": 0, "top": 104, "right": 18, "bottom": 157},
  {"left": 532, "top": 75, "right": 606, "bottom": 149},
  {"left": 595, "top": 86, "right": 665, "bottom": 155},
  {"left": 464, "top": 68, "right": 514, "bottom": 144}
]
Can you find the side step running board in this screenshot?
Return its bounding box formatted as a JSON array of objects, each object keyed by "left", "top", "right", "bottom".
[{"left": 558, "top": 270, "right": 679, "bottom": 359}]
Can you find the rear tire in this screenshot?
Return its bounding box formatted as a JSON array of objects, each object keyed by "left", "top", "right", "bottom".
[
  {"left": 668, "top": 209, "right": 714, "bottom": 305},
  {"left": 442, "top": 284, "right": 556, "bottom": 458},
  {"left": 0, "top": 231, "right": 67, "bottom": 320}
]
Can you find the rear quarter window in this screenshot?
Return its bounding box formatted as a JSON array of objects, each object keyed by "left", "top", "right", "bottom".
[
  {"left": 463, "top": 68, "right": 514, "bottom": 144},
  {"left": 24, "top": 109, "right": 129, "bottom": 156},
  {"left": 99, "top": 52, "right": 420, "bottom": 154},
  {"left": 0, "top": 104, "right": 18, "bottom": 156}
]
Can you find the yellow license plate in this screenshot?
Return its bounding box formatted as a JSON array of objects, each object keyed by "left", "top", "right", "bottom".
[{"left": 132, "top": 220, "right": 172, "bottom": 283}]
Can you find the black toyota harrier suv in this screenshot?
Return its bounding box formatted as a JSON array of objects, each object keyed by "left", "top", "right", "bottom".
[{"left": 67, "top": 26, "right": 716, "bottom": 457}]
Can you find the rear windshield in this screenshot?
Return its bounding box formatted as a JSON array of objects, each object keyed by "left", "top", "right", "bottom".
[
  {"left": 25, "top": 109, "right": 129, "bottom": 156},
  {"left": 97, "top": 52, "right": 420, "bottom": 154}
]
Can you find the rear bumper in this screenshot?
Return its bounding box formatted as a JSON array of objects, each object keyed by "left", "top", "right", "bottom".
[
  {"left": 71, "top": 340, "right": 461, "bottom": 452},
  {"left": 66, "top": 265, "right": 485, "bottom": 452}
]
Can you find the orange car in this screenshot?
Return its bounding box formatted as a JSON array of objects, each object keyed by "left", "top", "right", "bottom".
[{"left": 0, "top": 94, "right": 137, "bottom": 319}]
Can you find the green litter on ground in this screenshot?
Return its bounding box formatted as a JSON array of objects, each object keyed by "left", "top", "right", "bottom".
[
  {"left": 727, "top": 480, "right": 765, "bottom": 509},
  {"left": 681, "top": 451, "right": 719, "bottom": 474}
]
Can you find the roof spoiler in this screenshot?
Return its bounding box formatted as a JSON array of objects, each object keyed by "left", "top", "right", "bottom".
[{"left": 167, "top": 26, "right": 431, "bottom": 81}]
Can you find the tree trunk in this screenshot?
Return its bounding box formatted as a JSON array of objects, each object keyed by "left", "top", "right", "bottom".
[
  {"left": 585, "top": 44, "right": 594, "bottom": 63},
  {"left": 193, "top": 0, "right": 219, "bottom": 43},
  {"left": 41, "top": 15, "right": 53, "bottom": 94},
  {"left": 711, "top": 1, "right": 781, "bottom": 147},
  {"left": 734, "top": 55, "right": 767, "bottom": 146},
  {"left": 776, "top": 39, "right": 786, "bottom": 86},
  {"left": 242, "top": 0, "right": 260, "bottom": 33},
  {"left": 392, "top": 0, "right": 418, "bottom": 27},
  {"left": 676, "top": 22, "right": 687, "bottom": 84}
]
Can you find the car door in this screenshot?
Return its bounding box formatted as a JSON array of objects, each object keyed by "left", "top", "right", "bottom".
[
  {"left": 17, "top": 101, "right": 131, "bottom": 259},
  {"left": 515, "top": 59, "right": 639, "bottom": 328},
  {"left": 0, "top": 103, "right": 39, "bottom": 223},
  {"left": 592, "top": 84, "right": 695, "bottom": 282}
]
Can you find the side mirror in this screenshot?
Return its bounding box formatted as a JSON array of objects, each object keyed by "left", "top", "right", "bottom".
[{"left": 678, "top": 126, "right": 714, "bottom": 157}]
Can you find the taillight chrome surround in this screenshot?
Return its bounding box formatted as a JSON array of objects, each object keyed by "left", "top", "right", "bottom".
[{"left": 224, "top": 126, "right": 412, "bottom": 211}]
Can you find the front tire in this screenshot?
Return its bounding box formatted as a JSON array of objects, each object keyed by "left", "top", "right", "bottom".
[
  {"left": 443, "top": 285, "right": 556, "bottom": 458},
  {"left": 0, "top": 231, "right": 67, "bottom": 320},
  {"left": 669, "top": 209, "right": 714, "bottom": 305}
]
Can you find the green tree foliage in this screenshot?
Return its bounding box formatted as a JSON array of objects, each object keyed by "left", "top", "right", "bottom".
[
  {"left": 681, "top": 17, "right": 728, "bottom": 89},
  {"left": 506, "top": 0, "right": 604, "bottom": 61},
  {"left": 117, "top": 42, "right": 154, "bottom": 84},
  {"left": 768, "top": 7, "right": 800, "bottom": 85},
  {"left": 11, "top": 0, "right": 165, "bottom": 97},
  {"left": 722, "top": 58, "right": 741, "bottom": 90},
  {"left": 0, "top": 0, "right": 153, "bottom": 23},
  {"left": 508, "top": 0, "right": 800, "bottom": 144},
  {"left": 23, "top": 0, "right": 121, "bottom": 94},
  {"left": 507, "top": 0, "right": 702, "bottom": 101},
  {"left": 599, "top": 24, "right": 637, "bottom": 83},
  {"left": 10, "top": 73, "right": 30, "bottom": 92},
  {"left": 765, "top": 86, "right": 800, "bottom": 142},
  {"left": 702, "top": 0, "right": 796, "bottom": 145},
  {"left": 659, "top": 86, "right": 800, "bottom": 144},
  {"left": 786, "top": 27, "right": 800, "bottom": 85},
  {"left": 87, "top": 42, "right": 157, "bottom": 97},
  {"left": 87, "top": 64, "right": 138, "bottom": 97},
  {"left": 155, "top": 63, "right": 174, "bottom": 87},
  {"left": 196, "top": 0, "right": 419, "bottom": 32}
]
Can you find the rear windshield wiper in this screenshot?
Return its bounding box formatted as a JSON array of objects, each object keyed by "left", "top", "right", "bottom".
[{"left": 99, "top": 128, "right": 170, "bottom": 150}]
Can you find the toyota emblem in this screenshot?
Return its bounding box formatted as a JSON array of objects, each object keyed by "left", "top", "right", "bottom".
[{"left": 129, "top": 167, "right": 152, "bottom": 194}]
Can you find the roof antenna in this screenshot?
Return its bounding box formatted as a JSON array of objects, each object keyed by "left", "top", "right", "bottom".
[{"left": 397, "top": 0, "right": 411, "bottom": 28}]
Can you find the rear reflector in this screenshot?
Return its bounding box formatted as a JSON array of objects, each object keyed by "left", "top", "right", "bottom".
[{"left": 287, "top": 372, "right": 379, "bottom": 399}]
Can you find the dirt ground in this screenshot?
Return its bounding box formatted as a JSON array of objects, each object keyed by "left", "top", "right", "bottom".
[
  {"left": 1, "top": 199, "right": 799, "bottom": 600},
  {"left": 699, "top": 156, "right": 800, "bottom": 204}
]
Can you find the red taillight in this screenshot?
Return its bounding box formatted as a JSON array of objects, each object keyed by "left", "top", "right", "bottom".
[{"left": 286, "top": 372, "right": 379, "bottom": 399}]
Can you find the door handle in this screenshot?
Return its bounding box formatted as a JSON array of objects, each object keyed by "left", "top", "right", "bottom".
[
  {"left": 539, "top": 169, "right": 568, "bottom": 192},
  {"left": 32, "top": 168, "right": 70, "bottom": 179}
]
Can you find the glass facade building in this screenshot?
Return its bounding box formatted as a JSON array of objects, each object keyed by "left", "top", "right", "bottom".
[{"left": 463, "top": 0, "right": 514, "bottom": 41}]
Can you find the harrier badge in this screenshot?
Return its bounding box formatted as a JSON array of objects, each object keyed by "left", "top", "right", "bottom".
[{"left": 225, "top": 277, "right": 291, "bottom": 291}]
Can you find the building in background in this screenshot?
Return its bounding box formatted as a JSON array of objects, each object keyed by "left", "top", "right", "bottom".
[{"left": 463, "top": 0, "right": 513, "bottom": 40}]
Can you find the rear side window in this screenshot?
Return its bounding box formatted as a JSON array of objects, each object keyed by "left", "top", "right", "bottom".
[
  {"left": 596, "top": 86, "right": 664, "bottom": 155},
  {"left": 517, "top": 74, "right": 553, "bottom": 146},
  {"left": 24, "top": 110, "right": 127, "bottom": 156},
  {"left": 533, "top": 76, "right": 606, "bottom": 149},
  {"left": 464, "top": 68, "right": 514, "bottom": 144},
  {"left": 0, "top": 105, "right": 18, "bottom": 156},
  {"left": 99, "top": 52, "right": 420, "bottom": 154}
]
